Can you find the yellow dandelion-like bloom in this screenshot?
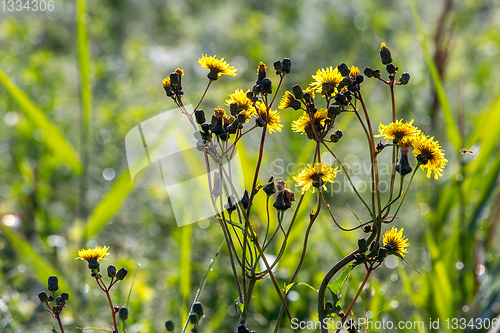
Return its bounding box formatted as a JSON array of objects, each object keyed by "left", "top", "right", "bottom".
[
  {"left": 293, "top": 163, "right": 339, "bottom": 194},
  {"left": 257, "top": 61, "right": 267, "bottom": 74},
  {"left": 376, "top": 119, "right": 420, "bottom": 146},
  {"left": 225, "top": 89, "right": 255, "bottom": 120},
  {"left": 383, "top": 227, "right": 410, "bottom": 257},
  {"left": 76, "top": 245, "right": 110, "bottom": 269},
  {"left": 162, "top": 77, "right": 171, "bottom": 90},
  {"left": 412, "top": 134, "right": 447, "bottom": 180},
  {"left": 278, "top": 91, "right": 302, "bottom": 110},
  {"left": 174, "top": 68, "right": 184, "bottom": 77},
  {"left": 349, "top": 66, "right": 360, "bottom": 78},
  {"left": 198, "top": 55, "right": 237, "bottom": 80},
  {"left": 291, "top": 108, "right": 329, "bottom": 134},
  {"left": 254, "top": 101, "right": 283, "bottom": 133},
  {"left": 310, "top": 66, "right": 343, "bottom": 95}
]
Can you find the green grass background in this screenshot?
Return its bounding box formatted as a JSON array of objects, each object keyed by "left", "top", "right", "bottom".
[{"left": 1, "top": 0, "right": 500, "bottom": 332}]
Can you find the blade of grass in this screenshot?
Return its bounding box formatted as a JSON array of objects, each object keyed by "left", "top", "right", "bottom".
[
  {"left": 77, "top": 0, "right": 91, "bottom": 136},
  {"left": 408, "top": 0, "right": 462, "bottom": 151},
  {"left": 0, "top": 225, "right": 73, "bottom": 294},
  {"left": 0, "top": 68, "right": 81, "bottom": 174},
  {"left": 182, "top": 242, "right": 222, "bottom": 333},
  {"left": 180, "top": 223, "right": 192, "bottom": 326}
]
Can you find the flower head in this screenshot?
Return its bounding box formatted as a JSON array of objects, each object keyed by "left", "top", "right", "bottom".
[
  {"left": 383, "top": 227, "right": 409, "bottom": 257},
  {"left": 412, "top": 134, "right": 447, "bottom": 179},
  {"left": 376, "top": 119, "right": 420, "bottom": 146},
  {"left": 293, "top": 163, "right": 339, "bottom": 194},
  {"left": 291, "top": 108, "right": 329, "bottom": 134},
  {"left": 254, "top": 101, "right": 283, "bottom": 133},
  {"left": 225, "top": 89, "right": 254, "bottom": 120},
  {"left": 310, "top": 66, "right": 343, "bottom": 96},
  {"left": 278, "top": 91, "right": 302, "bottom": 110},
  {"left": 76, "top": 246, "right": 110, "bottom": 270},
  {"left": 198, "top": 55, "right": 237, "bottom": 80},
  {"left": 349, "top": 66, "right": 360, "bottom": 78}
]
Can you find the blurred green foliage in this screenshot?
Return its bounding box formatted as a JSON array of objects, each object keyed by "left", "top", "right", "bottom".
[{"left": 1, "top": 0, "right": 500, "bottom": 332}]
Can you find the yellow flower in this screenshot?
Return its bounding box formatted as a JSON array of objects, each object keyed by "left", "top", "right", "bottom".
[
  {"left": 225, "top": 89, "right": 254, "bottom": 120},
  {"left": 310, "top": 66, "right": 343, "bottom": 95},
  {"left": 198, "top": 55, "right": 237, "bottom": 80},
  {"left": 293, "top": 163, "right": 339, "bottom": 194},
  {"left": 76, "top": 245, "right": 110, "bottom": 269},
  {"left": 254, "top": 101, "right": 283, "bottom": 133},
  {"left": 349, "top": 66, "right": 360, "bottom": 78},
  {"left": 174, "top": 68, "right": 184, "bottom": 77},
  {"left": 376, "top": 119, "right": 420, "bottom": 146},
  {"left": 257, "top": 61, "right": 267, "bottom": 75},
  {"left": 278, "top": 91, "right": 302, "bottom": 110},
  {"left": 383, "top": 227, "right": 409, "bottom": 257},
  {"left": 412, "top": 134, "right": 447, "bottom": 180},
  {"left": 162, "top": 77, "right": 171, "bottom": 90},
  {"left": 291, "top": 108, "right": 329, "bottom": 134}
]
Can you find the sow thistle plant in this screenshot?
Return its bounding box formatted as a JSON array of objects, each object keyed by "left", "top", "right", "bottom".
[
  {"left": 157, "top": 43, "right": 447, "bottom": 333},
  {"left": 36, "top": 43, "right": 447, "bottom": 333}
]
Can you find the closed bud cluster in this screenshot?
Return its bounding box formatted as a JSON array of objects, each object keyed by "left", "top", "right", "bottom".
[
  {"left": 48, "top": 276, "right": 59, "bottom": 292},
  {"left": 165, "top": 320, "right": 175, "bottom": 332},
  {"left": 116, "top": 267, "right": 128, "bottom": 280},
  {"left": 399, "top": 72, "right": 410, "bottom": 85},
  {"left": 107, "top": 264, "right": 117, "bottom": 278},
  {"left": 380, "top": 42, "right": 393, "bottom": 65}
]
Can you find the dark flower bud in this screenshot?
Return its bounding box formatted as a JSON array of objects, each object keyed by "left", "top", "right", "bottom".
[
  {"left": 60, "top": 292, "right": 69, "bottom": 302},
  {"left": 229, "top": 103, "right": 239, "bottom": 116},
  {"left": 119, "top": 307, "right": 129, "bottom": 321},
  {"left": 48, "top": 295, "right": 54, "bottom": 302},
  {"left": 303, "top": 92, "right": 311, "bottom": 100},
  {"left": 169, "top": 72, "right": 179, "bottom": 85},
  {"left": 192, "top": 302, "right": 204, "bottom": 318},
  {"left": 373, "top": 69, "right": 381, "bottom": 79},
  {"left": 255, "top": 116, "right": 265, "bottom": 128},
  {"left": 241, "top": 189, "right": 250, "bottom": 209},
  {"left": 263, "top": 176, "right": 277, "bottom": 195},
  {"left": 291, "top": 84, "right": 304, "bottom": 99},
  {"left": 38, "top": 291, "right": 49, "bottom": 303},
  {"left": 237, "top": 112, "right": 247, "bottom": 124},
  {"left": 194, "top": 109, "right": 206, "bottom": 124},
  {"left": 347, "top": 82, "right": 357, "bottom": 92},
  {"left": 334, "top": 93, "right": 348, "bottom": 106},
  {"left": 189, "top": 313, "right": 199, "bottom": 325},
  {"left": 337, "top": 62, "right": 350, "bottom": 77},
  {"left": 107, "top": 265, "right": 116, "bottom": 278},
  {"left": 376, "top": 141, "right": 384, "bottom": 152},
  {"left": 219, "top": 132, "right": 229, "bottom": 141},
  {"left": 116, "top": 267, "right": 128, "bottom": 280},
  {"left": 48, "top": 276, "right": 59, "bottom": 292},
  {"left": 378, "top": 247, "right": 387, "bottom": 259},
  {"left": 238, "top": 324, "right": 250, "bottom": 333},
  {"left": 282, "top": 58, "right": 291, "bottom": 74},
  {"left": 224, "top": 195, "right": 237, "bottom": 213},
  {"left": 355, "top": 74, "right": 364, "bottom": 84},
  {"left": 399, "top": 72, "right": 410, "bottom": 85},
  {"left": 273, "top": 181, "right": 295, "bottom": 211},
  {"left": 364, "top": 67, "right": 374, "bottom": 78},
  {"left": 322, "top": 82, "right": 333, "bottom": 95},
  {"left": 253, "top": 84, "right": 261, "bottom": 95},
  {"left": 165, "top": 320, "right": 175, "bottom": 332},
  {"left": 251, "top": 96, "right": 259, "bottom": 103},
  {"left": 395, "top": 153, "right": 413, "bottom": 176},
  {"left": 328, "top": 104, "right": 342, "bottom": 118},
  {"left": 201, "top": 123, "right": 211, "bottom": 133},
  {"left": 330, "top": 129, "right": 343, "bottom": 143},
  {"left": 337, "top": 77, "right": 350, "bottom": 91},
  {"left": 274, "top": 60, "right": 283, "bottom": 74},
  {"left": 55, "top": 296, "right": 62, "bottom": 305},
  {"left": 201, "top": 131, "right": 212, "bottom": 141},
  {"left": 246, "top": 91, "right": 254, "bottom": 99},
  {"left": 380, "top": 42, "right": 393, "bottom": 65},
  {"left": 363, "top": 224, "right": 372, "bottom": 233},
  {"left": 386, "top": 63, "right": 398, "bottom": 74},
  {"left": 53, "top": 305, "right": 61, "bottom": 313},
  {"left": 261, "top": 78, "right": 273, "bottom": 94},
  {"left": 417, "top": 153, "right": 429, "bottom": 165},
  {"left": 304, "top": 124, "right": 315, "bottom": 140},
  {"left": 227, "top": 121, "right": 239, "bottom": 134},
  {"left": 358, "top": 238, "right": 368, "bottom": 252}
]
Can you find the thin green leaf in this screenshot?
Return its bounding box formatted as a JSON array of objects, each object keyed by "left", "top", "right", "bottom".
[
  {"left": 180, "top": 223, "right": 192, "bottom": 325},
  {"left": 0, "top": 225, "right": 72, "bottom": 294},
  {"left": 50, "top": 324, "right": 58, "bottom": 333},
  {"left": 84, "top": 170, "right": 135, "bottom": 238},
  {"left": 408, "top": 0, "right": 462, "bottom": 151},
  {"left": 0, "top": 68, "right": 81, "bottom": 174},
  {"left": 182, "top": 243, "right": 222, "bottom": 333},
  {"left": 328, "top": 264, "right": 354, "bottom": 294},
  {"left": 76, "top": 327, "right": 112, "bottom": 332},
  {"left": 284, "top": 282, "right": 318, "bottom": 294}
]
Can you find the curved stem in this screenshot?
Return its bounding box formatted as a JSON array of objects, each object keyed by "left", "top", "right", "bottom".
[
  {"left": 55, "top": 313, "right": 65, "bottom": 333},
  {"left": 318, "top": 251, "right": 358, "bottom": 333},
  {"left": 194, "top": 80, "right": 212, "bottom": 111}
]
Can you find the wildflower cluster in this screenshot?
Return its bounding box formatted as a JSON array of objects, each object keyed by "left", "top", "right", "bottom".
[{"left": 37, "top": 276, "right": 68, "bottom": 333}]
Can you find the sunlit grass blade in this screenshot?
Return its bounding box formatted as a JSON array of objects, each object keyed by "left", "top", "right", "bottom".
[
  {"left": 408, "top": 0, "right": 462, "bottom": 151},
  {"left": 77, "top": 0, "right": 91, "bottom": 138},
  {"left": 182, "top": 242, "right": 222, "bottom": 333},
  {"left": 0, "top": 225, "right": 73, "bottom": 295},
  {"left": 0, "top": 68, "right": 81, "bottom": 174},
  {"left": 84, "top": 170, "right": 135, "bottom": 238}
]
